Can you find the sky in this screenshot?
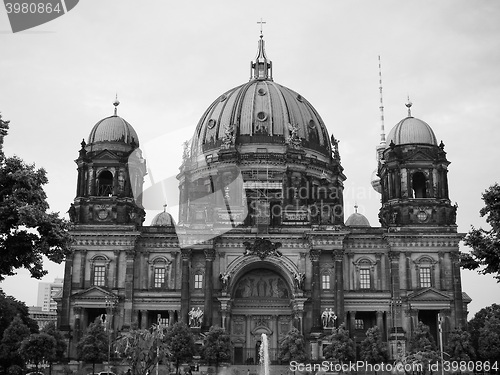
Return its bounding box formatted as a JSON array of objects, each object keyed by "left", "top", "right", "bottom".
[{"left": 0, "top": 0, "right": 499, "bottom": 318}]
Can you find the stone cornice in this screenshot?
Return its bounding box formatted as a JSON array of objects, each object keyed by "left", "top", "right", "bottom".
[{"left": 383, "top": 234, "right": 463, "bottom": 248}]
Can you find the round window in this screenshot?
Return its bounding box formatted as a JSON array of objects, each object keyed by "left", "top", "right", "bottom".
[
  {"left": 417, "top": 211, "right": 428, "bottom": 222},
  {"left": 257, "top": 112, "right": 267, "bottom": 121},
  {"left": 207, "top": 119, "right": 216, "bottom": 129},
  {"left": 258, "top": 88, "right": 266, "bottom": 96}
]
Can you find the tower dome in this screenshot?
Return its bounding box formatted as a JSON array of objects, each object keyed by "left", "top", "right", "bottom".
[
  {"left": 87, "top": 99, "right": 139, "bottom": 152},
  {"left": 345, "top": 212, "right": 371, "bottom": 227},
  {"left": 386, "top": 102, "right": 437, "bottom": 147},
  {"left": 151, "top": 208, "right": 175, "bottom": 227}
]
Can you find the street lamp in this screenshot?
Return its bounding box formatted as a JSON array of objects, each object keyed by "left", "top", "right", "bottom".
[{"left": 105, "top": 296, "right": 117, "bottom": 373}]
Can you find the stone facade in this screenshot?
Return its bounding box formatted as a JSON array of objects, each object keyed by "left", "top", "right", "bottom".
[{"left": 57, "top": 37, "right": 469, "bottom": 362}]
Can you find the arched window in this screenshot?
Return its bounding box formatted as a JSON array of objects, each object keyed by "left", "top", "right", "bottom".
[
  {"left": 414, "top": 256, "right": 437, "bottom": 288},
  {"left": 90, "top": 255, "right": 109, "bottom": 287},
  {"left": 97, "top": 170, "right": 113, "bottom": 196},
  {"left": 412, "top": 172, "right": 427, "bottom": 198}
]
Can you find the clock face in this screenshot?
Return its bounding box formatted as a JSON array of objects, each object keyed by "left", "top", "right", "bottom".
[{"left": 98, "top": 209, "right": 109, "bottom": 220}]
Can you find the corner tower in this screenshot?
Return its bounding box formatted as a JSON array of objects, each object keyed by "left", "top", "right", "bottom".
[
  {"left": 378, "top": 102, "right": 456, "bottom": 227},
  {"left": 70, "top": 99, "right": 146, "bottom": 225}
]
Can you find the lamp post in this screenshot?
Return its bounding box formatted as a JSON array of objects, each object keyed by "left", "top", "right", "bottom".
[{"left": 105, "top": 296, "right": 117, "bottom": 374}]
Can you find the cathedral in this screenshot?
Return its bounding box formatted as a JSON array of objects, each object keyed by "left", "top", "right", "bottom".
[{"left": 58, "top": 33, "right": 469, "bottom": 363}]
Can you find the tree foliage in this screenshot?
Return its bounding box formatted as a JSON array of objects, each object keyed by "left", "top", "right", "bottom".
[
  {"left": 201, "top": 326, "right": 232, "bottom": 371},
  {"left": 461, "top": 183, "right": 500, "bottom": 281},
  {"left": 323, "top": 323, "right": 356, "bottom": 363},
  {"left": 0, "top": 289, "right": 38, "bottom": 339},
  {"left": 359, "top": 326, "right": 388, "bottom": 364},
  {"left": 445, "top": 327, "right": 475, "bottom": 362},
  {"left": 164, "top": 322, "right": 195, "bottom": 374},
  {"left": 0, "top": 114, "right": 72, "bottom": 281},
  {"left": 468, "top": 303, "right": 500, "bottom": 360},
  {"left": 76, "top": 319, "right": 108, "bottom": 374},
  {"left": 41, "top": 321, "right": 67, "bottom": 361},
  {"left": 20, "top": 333, "right": 56, "bottom": 371},
  {"left": 404, "top": 322, "right": 439, "bottom": 375},
  {"left": 115, "top": 324, "right": 168, "bottom": 375},
  {"left": 278, "top": 328, "right": 307, "bottom": 363},
  {"left": 478, "top": 314, "right": 500, "bottom": 362},
  {"left": 0, "top": 315, "right": 31, "bottom": 371}
]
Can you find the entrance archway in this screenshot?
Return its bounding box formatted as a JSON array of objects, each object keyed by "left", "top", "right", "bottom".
[{"left": 229, "top": 266, "right": 294, "bottom": 364}]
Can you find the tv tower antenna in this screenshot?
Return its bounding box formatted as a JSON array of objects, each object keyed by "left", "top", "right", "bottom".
[{"left": 378, "top": 55, "right": 386, "bottom": 144}]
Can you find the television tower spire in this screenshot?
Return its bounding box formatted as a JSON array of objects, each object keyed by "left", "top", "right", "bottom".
[{"left": 378, "top": 55, "right": 386, "bottom": 144}]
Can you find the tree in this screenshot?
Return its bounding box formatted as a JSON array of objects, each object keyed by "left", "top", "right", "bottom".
[
  {"left": 0, "top": 289, "right": 38, "bottom": 339},
  {"left": 404, "top": 322, "right": 439, "bottom": 375},
  {"left": 76, "top": 319, "right": 108, "bottom": 375},
  {"left": 278, "top": 328, "right": 307, "bottom": 364},
  {"left": 468, "top": 304, "right": 500, "bottom": 360},
  {"left": 445, "top": 327, "right": 475, "bottom": 364},
  {"left": 42, "top": 322, "right": 67, "bottom": 374},
  {"left": 115, "top": 325, "right": 168, "bottom": 375},
  {"left": 20, "top": 333, "right": 56, "bottom": 373},
  {"left": 0, "top": 113, "right": 72, "bottom": 282},
  {"left": 201, "top": 326, "right": 232, "bottom": 374},
  {"left": 478, "top": 314, "right": 500, "bottom": 363},
  {"left": 323, "top": 324, "right": 356, "bottom": 365},
  {"left": 0, "top": 315, "right": 31, "bottom": 372},
  {"left": 359, "top": 326, "right": 388, "bottom": 368},
  {"left": 164, "top": 322, "right": 195, "bottom": 375},
  {"left": 461, "top": 183, "right": 500, "bottom": 281}
]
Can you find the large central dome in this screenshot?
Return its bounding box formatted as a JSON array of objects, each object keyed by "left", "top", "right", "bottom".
[{"left": 190, "top": 35, "right": 332, "bottom": 158}]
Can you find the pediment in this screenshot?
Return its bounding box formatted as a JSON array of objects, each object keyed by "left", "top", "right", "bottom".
[
  {"left": 92, "top": 149, "right": 120, "bottom": 160},
  {"left": 72, "top": 286, "right": 117, "bottom": 301},
  {"left": 405, "top": 149, "right": 434, "bottom": 161},
  {"left": 408, "top": 287, "right": 451, "bottom": 301}
]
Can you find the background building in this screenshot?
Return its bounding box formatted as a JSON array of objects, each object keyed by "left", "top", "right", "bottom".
[
  {"left": 37, "top": 278, "right": 63, "bottom": 313},
  {"left": 58, "top": 34, "right": 469, "bottom": 362}
]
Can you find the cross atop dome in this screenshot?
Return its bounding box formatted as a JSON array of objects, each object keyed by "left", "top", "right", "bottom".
[{"left": 257, "top": 18, "right": 266, "bottom": 38}]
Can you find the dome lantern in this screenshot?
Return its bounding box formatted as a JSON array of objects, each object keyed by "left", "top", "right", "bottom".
[{"left": 250, "top": 34, "right": 272, "bottom": 81}]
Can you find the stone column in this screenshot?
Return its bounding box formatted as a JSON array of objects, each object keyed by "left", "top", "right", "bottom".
[
  {"left": 60, "top": 253, "right": 74, "bottom": 330},
  {"left": 376, "top": 310, "right": 384, "bottom": 333},
  {"left": 142, "top": 251, "right": 150, "bottom": 290},
  {"left": 450, "top": 252, "right": 465, "bottom": 327},
  {"left": 310, "top": 249, "right": 322, "bottom": 331},
  {"left": 123, "top": 250, "right": 136, "bottom": 328},
  {"left": 334, "top": 250, "right": 345, "bottom": 324},
  {"left": 73, "top": 307, "right": 82, "bottom": 342},
  {"left": 245, "top": 315, "right": 252, "bottom": 350},
  {"left": 80, "top": 251, "right": 86, "bottom": 288},
  {"left": 168, "top": 310, "right": 175, "bottom": 326},
  {"left": 388, "top": 251, "right": 403, "bottom": 339},
  {"left": 140, "top": 310, "right": 148, "bottom": 329},
  {"left": 203, "top": 248, "right": 215, "bottom": 330},
  {"left": 438, "top": 251, "right": 445, "bottom": 290},
  {"left": 349, "top": 311, "right": 356, "bottom": 338},
  {"left": 180, "top": 249, "right": 192, "bottom": 324},
  {"left": 375, "top": 253, "right": 382, "bottom": 290},
  {"left": 113, "top": 250, "right": 120, "bottom": 289}
]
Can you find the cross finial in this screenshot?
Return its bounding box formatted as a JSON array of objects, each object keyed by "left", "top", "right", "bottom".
[
  {"left": 163, "top": 203, "right": 167, "bottom": 212},
  {"left": 257, "top": 18, "right": 266, "bottom": 37},
  {"left": 354, "top": 203, "right": 358, "bottom": 213}
]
